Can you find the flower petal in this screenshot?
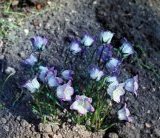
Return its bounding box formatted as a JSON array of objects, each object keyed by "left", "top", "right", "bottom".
[
  {"left": 81, "top": 35, "right": 94, "bottom": 47},
  {"left": 100, "top": 31, "right": 114, "bottom": 44}
]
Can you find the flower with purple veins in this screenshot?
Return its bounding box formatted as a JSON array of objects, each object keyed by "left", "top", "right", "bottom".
[
  {"left": 24, "top": 54, "right": 38, "bottom": 66},
  {"left": 61, "top": 70, "right": 74, "bottom": 80},
  {"left": 106, "top": 58, "right": 121, "bottom": 73},
  {"left": 107, "top": 83, "right": 125, "bottom": 103},
  {"left": 70, "top": 95, "right": 95, "bottom": 115},
  {"left": 30, "top": 36, "right": 48, "bottom": 51},
  {"left": 23, "top": 77, "right": 40, "bottom": 93},
  {"left": 81, "top": 35, "right": 94, "bottom": 47},
  {"left": 124, "top": 75, "right": 138, "bottom": 96},
  {"left": 97, "top": 45, "right": 113, "bottom": 63},
  {"left": 69, "top": 41, "right": 82, "bottom": 54},
  {"left": 120, "top": 39, "right": 134, "bottom": 56},
  {"left": 100, "top": 31, "right": 114, "bottom": 44},
  {"left": 88, "top": 66, "right": 104, "bottom": 81},
  {"left": 56, "top": 81, "right": 74, "bottom": 101},
  {"left": 118, "top": 104, "right": 133, "bottom": 122}
]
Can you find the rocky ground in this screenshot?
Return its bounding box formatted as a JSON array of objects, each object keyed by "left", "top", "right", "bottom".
[{"left": 0, "top": 0, "right": 160, "bottom": 137}]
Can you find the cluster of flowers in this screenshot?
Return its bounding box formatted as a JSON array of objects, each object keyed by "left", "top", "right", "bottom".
[{"left": 22, "top": 30, "right": 138, "bottom": 122}]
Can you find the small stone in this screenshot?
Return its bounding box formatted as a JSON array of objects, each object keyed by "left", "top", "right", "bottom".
[
  {"left": 42, "top": 133, "right": 49, "bottom": 138},
  {"left": 145, "top": 123, "right": 151, "bottom": 128},
  {"left": 5, "top": 67, "right": 16, "bottom": 75},
  {"left": 44, "top": 124, "right": 52, "bottom": 133},
  {"left": 51, "top": 124, "right": 59, "bottom": 133},
  {"left": 147, "top": 110, "right": 151, "bottom": 114},
  {"left": 154, "top": 129, "right": 160, "bottom": 137},
  {"left": 20, "top": 119, "right": 28, "bottom": 127},
  {"left": 1, "top": 118, "right": 7, "bottom": 124},
  {"left": 16, "top": 116, "right": 21, "bottom": 121},
  {"left": 35, "top": 133, "right": 41, "bottom": 138},
  {"left": 108, "top": 133, "right": 119, "bottom": 138},
  {"left": 3, "top": 125, "right": 9, "bottom": 131},
  {"left": 18, "top": 51, "right": 25, "bottom": 58},
  {"left": 24, "top": 29, "right": 29, "bottom": 35},
  {"left": 53, "top": 134, "right": 62, "bottom": 138}
]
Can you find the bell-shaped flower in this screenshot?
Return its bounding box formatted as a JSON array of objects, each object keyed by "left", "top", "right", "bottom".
[
  {"left": 70, "top": 95, "right": 94, "bottom": 115},
  {"left": 39, "top": 66, "right": 49, "bottom": 82},
  {"left": 81, "top": 35, "right": 94, "bottom": 47},
  {"left": 61, "top": 70, "right": 74, "bottom": 80},
  {"left": 97, "top": 45, "right": 113, "bottom": 62},
  {"left": 118, "top": 104, "right": 133, "bottom": 122},
  {"left": 24, "top": 54, "right": 38, "bottom": 66},
  {"left": 100, "top": 31, "right": 114, "bottom": 44},
  {"left": 30, "top": 36, "right": 48, "bottom": 51},
  {"left": 56, "top": 81, "right": 74, "bottom": 101},
  {"left": 106, "top": 76, "right": 119, "bottom": 86},
  {"left": 120, "top": 39, "right": 134, "bottom": 56},
  {"left": 69, "top": 41, "right": 82, "bottom": 54},
  {"left": 125, "top": 75, "right": 138, "bottom": 96},
  {"left": 88, "top": 66, "right": 104, "bottom": 81},
  {"left": 107, "top": 83, "right": 125, "bottom": 103},
  {"left": 23, "top": 77, "right": 40, "bottom": 93},
  {"left": 106, "top": 58, "right": 121, "bottom": 73}
]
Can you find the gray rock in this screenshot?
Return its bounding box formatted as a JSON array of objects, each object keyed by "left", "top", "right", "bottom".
[{"left": 108, "top": 133, "right": 119, "bottom": 138}]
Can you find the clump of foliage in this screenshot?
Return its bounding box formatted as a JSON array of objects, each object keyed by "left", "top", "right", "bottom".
[{"left": 22, "top": 31, "right": 138, "bottom": 131}]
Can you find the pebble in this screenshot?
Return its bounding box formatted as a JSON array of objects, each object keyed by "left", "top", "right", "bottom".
[
  {"left": 51, "top": 124, "right": 59, "bottom": 133},
  {"left": 1, "top": 117, "right": 7, "bottom": 124},
  {"left": 145, "top": 123, "right": 151, "bottom": 128},
  {"left": 3, "top": 125, "right": 9, "bottom": 131},
  {"left": 5, "top": 67, "right": 16, "bottom": 75},
  {"left": 53, "top": 133, "right": 62, "bottom": 138},
  {"left": 18, "top": 51, "right": 26, "bottom": 58},
  {"left": 108, "top": 133, "right": 119, "bottom": 138}
]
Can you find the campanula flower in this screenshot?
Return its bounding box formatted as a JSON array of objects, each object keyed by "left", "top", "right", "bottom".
[
  {"left": 125, "top": 75, "right": 138, "bottom": 96},
  {"left": 118, "top": 104, "right": 133, "bottom": 122},
  {"left": 69, "top": 41, "right": 82, "bottom": 54},
  {"left": 97, "top": 45, "right": 113, "bottom": 62},
  {"left": 70, "top": 95, "right": 94, "bottom": 115},
  {"left": 88, "top": 66, "right": 104, "bottom": 81},
  {"left": 100, "top": 31, "right": 114, "bottom": 44},
  {"left": 24, "top": 54, "right": 38, "bottom": 66},
  {"left": 23, "top": 77, "right": 40, "bottom": 93},
  {"left": 81, "top": 35, "right": 94, "bottom": 47},
  {"left": 107, "top": 83, "right": 125, "bottom": 103},
  {"left": 106, "top": 58, "right": 121, "bottom": 73},
  {"left": 39, "top": 66, "right": 49, "bottom": 82},
  {"left": 30, "top": 36, "right": 48, "bottom": 51},
  {"left": 61, "top": 70, "right": 74, "bottom": 80},
  {"left": 106, "top": 76, "right": 119, "bottom": 86},
  {"left": 56, "top": 81, "right": 74, "bottom": 101},
  {"left": 120, "top": 39, "right": 134, "bottom": 56}
]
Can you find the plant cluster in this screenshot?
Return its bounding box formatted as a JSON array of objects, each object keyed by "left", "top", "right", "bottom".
[{"left": 22, "top": 31, "right": 138, "bottom": 131}]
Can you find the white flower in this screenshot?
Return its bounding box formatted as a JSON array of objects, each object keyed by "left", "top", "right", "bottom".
[
  {"left": 120, "top": 40, "right": 134, "bottom": 56},
  {"left": 107, "top": 83, "right": 125, "bottom": 103},
  {"left": 106, "top": 58, "right": 121, "bottom": 72},
  {"left": 118, "top": 104, "right": 133, "bottom": 122},
  {"left": 81, "top": 35, "right": 94, "bottom": 47},
  {"left": 61, "top": 70, "right": 74, "bottom": 80},
  {"left": 24, "top": 54, "right": 38, "bottom": 66},
  {"left": 70, "top": 95, "right": 94, "bottom": 115},
  {"left": 70, "top": 42, "right": 82, "bottom": 54},
  {"left": 39, "top": 66, "right": 49, "bottom": 82},
  {"left": 125, "top": 75, "right": 138, "bottom": 96},
  {"left": 100, "top": 31, "right": 114, "bottom": 44},
  {"left": 106, "top": 76, "right": 119, "bottom": 86},
  {"left": 56, "top": 81, "right": 74, "bottom": 101},
  {"left": 23, "top": 77, "right": 40, "bottom": 93},
  {"left": 89, "top": 66, "right": 104, "bottom": 81}
]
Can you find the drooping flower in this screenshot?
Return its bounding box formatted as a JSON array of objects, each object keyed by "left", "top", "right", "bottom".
[
  {"left": 97, "top": 45, "right": 113, "bottom": 62},
  {"left": 118, "top": 104, "right": 133, "bottom": 122},
  {"left": 100, "top": 31, "right": 114, "bottom": 44},
  {"left": 106, "top": 76, "right": 119, "bottom": 86},
  {"left": 23, "top": 77, "right": 40, "bottom": 93},
  {"left": 81, "top": 35, "right": 94, "bottom": 47},
  {"left": 120, "top": 39, "right": 134, "bottom": 56},
  {"left": 70, "top": 95, "right": 94, "bottom": 115},
  {"left": 24, "top": 54, "right": 38, "bottom": 66},
  {"left": 61, "top": 70, "right": 74, "bottom": 80},
  {"left": 88, "top": 66, "right": 104, "bottom": 81},
  {"left": 106, "top": 58, "right": 121, "bottom": 73},
  {"left": 107, "top": 83, "right": 125, "bottom": 103},
  {"left": 124, "top": 75, "right": 138, "bottom": 96},
  {"left": 38, "top": 66, "right": 49, "bottom": 82},
  {"left": 56, "top": 81, "right": 74, "bottom": 101},
  {"left": 69, "top": 41, "right": 82, "bottom": 54},
  {"left": 30, "top": 36, "right": 48, "bottom": 51}
]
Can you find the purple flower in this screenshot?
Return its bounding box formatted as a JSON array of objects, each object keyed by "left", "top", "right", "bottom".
[
  {"left": 24, "top": 54, "right": 38, "bottom": 66},
  {"left": 39, "top": 66, "right": 49, "bottom": 82},
  {"left": 124, "top": 75, "right": 138, "bottom": 96},
  {"left": 61, "top": 70, "right": 74, "bottom": 80},
  {"left": 118, "top": 104, "right": 133, "bottom": 122},
  {"left": 69, "top": 41, "right": 82, "bottom": 54},
  {"left": 97, "top": 45, "right": 113, "bottom": 62},
  {"left": 100, "top": 31, "right": 114, "bottom": 44},
  {"left": 107, "top": 83, "right": 125, "bottom": 103},
  {"left": 70, "top": 95, "right": 94, "bottom": 115},
  {"left": 56, "top": 81, "right": 74, "bottom": 101},
  {"left": 88, "top": 66, "right": 104, "bottom": 81},
  {"left": 120, "top": 39, "right": 134, "bottom": 56},
  {"left": 81, "top": 35, "right": 94, "bottom": 47},
  {"left": 106, "top": 58, "right": 121, "bottom": 73},
  {"left": 23, "top": 77, "right": 40, "bottom": 93},
  {"left": 30, "top": 36, "right": 47, "bottom": 50}
]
